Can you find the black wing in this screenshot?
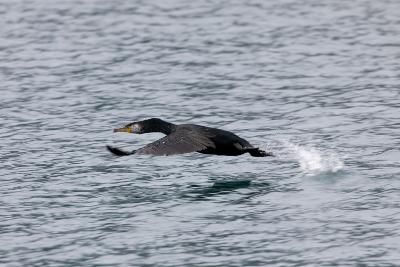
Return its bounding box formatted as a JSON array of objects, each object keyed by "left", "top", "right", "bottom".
[
  {"left": 106, "top": 145, "right": 135, "bottom": 156},
  {"left": 135, "top": 128, "right": 215, "bottom": 156}
]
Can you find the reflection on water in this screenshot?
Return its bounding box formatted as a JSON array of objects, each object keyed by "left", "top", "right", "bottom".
[
  {"left": 187, "top": 180, "right": 253, "bottom": 199},
  {"left": 1, "top": 0, "right": 400, "bottom": 266}
]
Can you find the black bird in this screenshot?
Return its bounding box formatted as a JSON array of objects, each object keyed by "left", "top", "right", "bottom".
[{"left": 106, "top": 118, "right": 273, "bottom": 157}]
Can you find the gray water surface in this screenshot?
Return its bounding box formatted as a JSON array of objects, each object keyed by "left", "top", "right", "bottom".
[{"left": 1, "top": 0, "right": 400, "bottom": 266}]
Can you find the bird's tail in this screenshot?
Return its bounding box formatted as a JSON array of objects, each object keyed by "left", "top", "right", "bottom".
[
  {"left": 246, "top": 148, "right": 274, "bottom": 157},
  {"left": 106, "top": 145, "right": 136, "bottom": 156}
]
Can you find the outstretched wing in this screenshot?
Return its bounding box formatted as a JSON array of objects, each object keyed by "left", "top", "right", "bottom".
[
  {"left": 135, "top": 128, "right": 215, "bottom": 156},
  {"left": 106, "top": 145, "right": 135, "bottom": 156}
]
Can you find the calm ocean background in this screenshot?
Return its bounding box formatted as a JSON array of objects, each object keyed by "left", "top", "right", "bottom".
[{"left": 1, "top": 0, "right": 400, "bottom": 266}]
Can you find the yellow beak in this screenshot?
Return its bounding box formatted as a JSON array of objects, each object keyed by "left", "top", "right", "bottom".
[{"left": 113, "top": 127, "right": 132, "bottom": 133}]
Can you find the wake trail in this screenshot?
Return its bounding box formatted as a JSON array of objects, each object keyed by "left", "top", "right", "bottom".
[{"left": 263, "top": 139, "right": 345, "bottom": 176}]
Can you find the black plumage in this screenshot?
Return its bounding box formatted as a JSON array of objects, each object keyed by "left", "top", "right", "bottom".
[{"left": 107, "top": 118, "right": 273, "bottom": 157}]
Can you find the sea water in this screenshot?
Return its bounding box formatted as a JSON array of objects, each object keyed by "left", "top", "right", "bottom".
[{"left": 1, "top": 0, "right": 399, "bottom": 266}]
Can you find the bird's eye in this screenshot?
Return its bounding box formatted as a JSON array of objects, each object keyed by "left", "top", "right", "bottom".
[{"left": 132, "top": 124, "right": 141, "bottom": 133}]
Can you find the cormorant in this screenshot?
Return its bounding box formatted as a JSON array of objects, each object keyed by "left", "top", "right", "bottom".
[{"left": 106, "top": 118, "right": 273, "bottom": 157}]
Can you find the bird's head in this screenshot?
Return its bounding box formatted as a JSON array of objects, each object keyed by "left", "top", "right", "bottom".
[
  {"left": 113, "top": 118, "right": 171, "bottom": 134},
  {"left": 113, "top": 121, "right": 144, "bottom": 134}
]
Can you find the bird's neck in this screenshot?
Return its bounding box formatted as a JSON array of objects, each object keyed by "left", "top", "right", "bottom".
[{"left": 152, "top": 120, "right": 176, "bottom": 135}]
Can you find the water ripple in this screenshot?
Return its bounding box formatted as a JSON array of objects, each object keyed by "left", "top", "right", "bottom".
[{"left": 1, "top": 0, "right": 400, "bottom": 266}]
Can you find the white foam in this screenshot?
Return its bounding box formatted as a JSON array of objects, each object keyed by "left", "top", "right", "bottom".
[{"left": 284, "top": 142, "right": 344, "bottom": 176}]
